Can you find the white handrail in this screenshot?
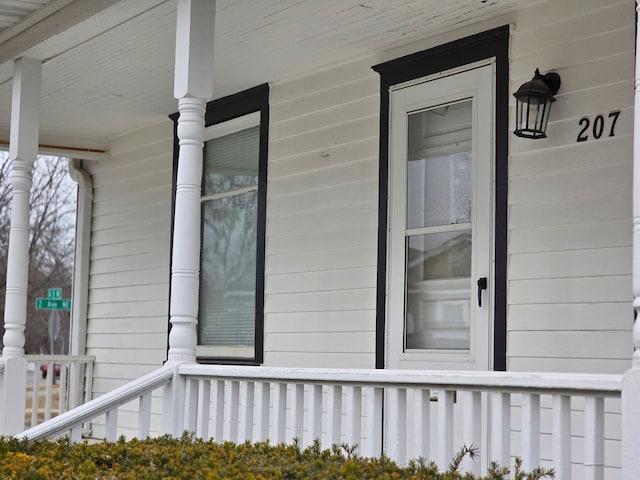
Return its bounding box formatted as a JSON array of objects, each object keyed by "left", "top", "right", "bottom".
[
  {"left": 20, "top": 364, "right": 175, "bottom": 441},
  {"left": 179, "top": 364, "right": 622, "bottom": 396}
]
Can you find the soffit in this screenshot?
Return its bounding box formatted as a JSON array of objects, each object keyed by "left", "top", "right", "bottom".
[
  {"left": 0, "top": 0, "right": 53, "bottom": 33},
  {"left": 0, "top": 0, "right": 531, "bottom": 149}
]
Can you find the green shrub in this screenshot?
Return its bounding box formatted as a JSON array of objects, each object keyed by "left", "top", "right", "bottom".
[{"left": 0, "top": 433, "right": 554, "bottom": 479}]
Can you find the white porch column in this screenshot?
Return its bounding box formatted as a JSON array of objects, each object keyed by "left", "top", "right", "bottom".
[
  {"left": 167, "top": 0, "right": 215, "bottom": 364},
  {"left": 623, "top": 2, "right": 640, "bottom": 478},
  {"left": 0, "top": 57, "right": 41, "bottom": 435}
]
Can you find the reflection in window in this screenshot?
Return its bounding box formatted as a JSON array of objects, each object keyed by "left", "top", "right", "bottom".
[
  {"left": 198, "top": 126, "right": 259, "bottom": 350},
  {"left": 404, "top": 99, "right": 473, "bottom": 352}
]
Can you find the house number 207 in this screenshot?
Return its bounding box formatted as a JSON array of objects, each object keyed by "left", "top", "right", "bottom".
[{"left": 577, "top": 111, "right": 620, "bottom": 142}]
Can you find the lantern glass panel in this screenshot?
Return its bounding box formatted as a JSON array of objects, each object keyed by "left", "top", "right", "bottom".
[{"left": 514, "top": 93, "right": 551, "bottom": 138}]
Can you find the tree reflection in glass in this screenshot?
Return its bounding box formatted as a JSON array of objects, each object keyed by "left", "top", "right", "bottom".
[{"left": 198, "top": 126, "right": 259, "bottom": 348}]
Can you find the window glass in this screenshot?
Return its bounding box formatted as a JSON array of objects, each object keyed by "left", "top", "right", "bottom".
[
  {"left": 202, "top": 126, "right": 259, "bottom": 196},
  {"left": 199, "top": 192, "right": 257, "bottom": 346},
  {"left": 405, "top": 231, "right": 472, "bottom": 350},
  {"left": 406, "top": 100, "right": 472, "bottom": 229},
  {"left": 198, "top": 124, "right": 260, "bottom": 352},
  {"left": 404, "top": 99, "right": 473, "bottom": 352}
]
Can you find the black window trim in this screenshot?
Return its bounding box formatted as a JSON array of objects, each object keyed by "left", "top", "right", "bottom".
[
  {"left": 170, "top": 83, "right": 269, "bottom": 365},
  {"left": 372, "top": 26, "right": 509, "bottom": 371}
]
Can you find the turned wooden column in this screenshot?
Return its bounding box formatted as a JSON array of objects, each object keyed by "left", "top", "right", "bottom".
[
  {"left": 167, "top": 0, "right": 215, "bottom": 363},
  {"left": 1, "top": 57, "right": 41, "bottom": 435},
  {"left": 622, "top": 2, "right": 640, "bottom": 478}
]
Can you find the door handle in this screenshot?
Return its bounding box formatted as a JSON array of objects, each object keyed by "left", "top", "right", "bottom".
[{"left": 477, "top": 277, "right": 488, "bottom": 307}]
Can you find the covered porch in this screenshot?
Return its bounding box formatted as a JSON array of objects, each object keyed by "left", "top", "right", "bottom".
[{"left": 0, "top": 0, "right": 638, "bottom": 479}]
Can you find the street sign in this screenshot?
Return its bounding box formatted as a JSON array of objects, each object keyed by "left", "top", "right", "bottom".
[
  {"left": 35, "top": 287, "right": 72, "bottom": 311},
  {"left": 36, "top": 298, "right": 72, "bottom": 310},
  {"left": 48, "top": 288, "right": 62, "bottom": 299}
]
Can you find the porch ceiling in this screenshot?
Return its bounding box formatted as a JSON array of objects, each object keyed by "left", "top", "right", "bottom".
[{"left": 0, "top": 0, "right": 531, "bottom": 151}]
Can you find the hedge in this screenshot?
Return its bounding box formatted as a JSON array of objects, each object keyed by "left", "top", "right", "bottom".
[{"left": 0, "top": 433, "right": 555, "bottom": 479}]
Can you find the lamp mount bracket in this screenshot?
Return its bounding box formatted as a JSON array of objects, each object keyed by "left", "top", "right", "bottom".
[{"left": 535, "top": 68, "right": 561, "bottom": 95}]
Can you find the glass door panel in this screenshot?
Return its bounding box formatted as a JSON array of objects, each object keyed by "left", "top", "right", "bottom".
[
  {"left": 405, "top": 230, "right": 472, "bottom": 350},
  {"left": 406, "top": 100, "right": 472, "bottom": 229},
  {"left": 405, "top": 100, "right": 473, "bottom": 352}
]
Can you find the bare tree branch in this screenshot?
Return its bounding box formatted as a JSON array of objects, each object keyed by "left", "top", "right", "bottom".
[{"left": 0, "top": 153, "right": 77, "bottom": 354}]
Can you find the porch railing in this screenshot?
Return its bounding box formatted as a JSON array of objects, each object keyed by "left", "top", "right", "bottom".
[
  {"left": 24, "top": 355, "right": 95, "bottom": 428},
  {"left": 19, "top": 364, "right": 622, "bottom": 479},
  {"left": 21, "top": 364, "right": 175, "bottom": 442}
]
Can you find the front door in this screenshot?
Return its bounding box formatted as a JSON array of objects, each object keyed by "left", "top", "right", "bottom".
[{"left": 387, "top": 62, "right": 495, "bottom": 371}]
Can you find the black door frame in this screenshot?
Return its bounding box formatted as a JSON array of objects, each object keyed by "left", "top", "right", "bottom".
[{"left": 372, "top": 26, "right": 509, "bottom": 371}]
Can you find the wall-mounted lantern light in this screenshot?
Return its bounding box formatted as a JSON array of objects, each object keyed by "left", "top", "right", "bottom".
[{"left": 513, "top": 68, "right": 561, "bottom": 139}]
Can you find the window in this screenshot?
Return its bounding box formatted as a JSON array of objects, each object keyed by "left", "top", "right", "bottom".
[{"left": 173, "top": 84, "right": 268, "bottom": 364}]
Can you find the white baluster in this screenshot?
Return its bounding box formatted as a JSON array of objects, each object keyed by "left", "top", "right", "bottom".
[
  {"left": 213, "top": 380, "right": 225, "bottom": 441},
  {"left": 462, "top": 391, "right": 481, "bottom": 475},
  {"left": 326, "top": 385, "right": 343, "bottom": 446},
  {"left": 272, "top": 383, "right": 287, "bottom": 443},
  {"left": 289, "top": 384, "right": 304, "bottom": 442},
  {"left": 364, "top": 387, "right": 383, "bottom": 457},
  {"left": 584, "top": 396, "right": 604, "bottom": 480},
  {"left": 196, "top": 379, "right": 211, "bottom": 439},
  {"left": 387, "top": 387, "right": 407, "bottom": 464},
  {"left": 490, "top": 392, "right": 511, "bottom": 468},
  {"left": 346, "top": 386, "right": 361, "bottom": 449},
  {"left": 255, "top": 382, "right": 270, "bottom": 442},
  {"left": 105, "top": 409, "right": 118, "bottom": 441},
  {"left": 138, "top": 392, "right": 152, "bottom": 438},
  {"left": 30, "top": 369, "right": 40, "bottom": 427},
  {"left": 184, "top": 378, "right": 198, "bottom": 432},
  {"left": 44, "top": 366, "right": 54, "bottom": 421},
  {"left": 552, "top": 394, "right": 571, "bottom": 480},
  {"left": 59, "top": 364, "right": 68, "bottom": 414},
  {"left": 436, "top": 389, "right": 454, "bottom": 469},
  {"left": 70, "top": 425, "right": 82, "bottom": 443},
  {"left": 224, "top": 380, "right": 239, "bottom": 442},
  {"left": 412, "top": 388, "right": 431, "bottom": 461},
  {"left": 521, "top": 393, "right": 540, "bottom": 471},
  {"left": 240, "top": 381, "right": 255, "bottom": 442},
  {"left": 81, "top": 361, "right": 94, "bottom": 436},
  {"left": 306, "top": 384, "right": 322, "bottom": 446}
]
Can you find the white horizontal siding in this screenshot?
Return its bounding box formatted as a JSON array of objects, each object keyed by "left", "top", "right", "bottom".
[
  {"left": 267, "top": 267, "right": 377, "bottom": 294},
  {"left": 506, "top": 0, "right": 633, "bottom": 375},
  {"left": 266, "top": 311, "right": 376, "bottom": 332},
  {"left": 85, "top": 120, "right": 173, "bottom": 419},
  {"left": 265, "top": 58, "right": 379, "bottom": 368},
  {"left": 508, "top": 303, "right": 631, "bottom": 331}
]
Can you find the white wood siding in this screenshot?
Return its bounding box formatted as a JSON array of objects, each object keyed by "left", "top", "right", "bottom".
[
  {"left": 265, "top": 60, "right": 380, "bottom": 368},
  {"left": 261, "top": 0, "right": 634, "bottom": 374},
  {"left": 85, "top": 121, "right": 173, "bottom": 399},
  {"left": 79, "top": 0, "right": 633, "bottom": 385},
  {"left": 507, "top": 0, "right": 633, "bottom": 374}
]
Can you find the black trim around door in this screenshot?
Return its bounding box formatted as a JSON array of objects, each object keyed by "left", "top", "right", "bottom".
[
  {"left": 372, "top": 26, "right": 509, "bottom": 371},
  {"left": 169, "top": 83, "right": 269, "bottom": 365}
]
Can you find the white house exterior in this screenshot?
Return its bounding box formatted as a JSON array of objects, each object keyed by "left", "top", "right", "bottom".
[{"left": 0, "top": 0, "right": 639, "bottom": 478}]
